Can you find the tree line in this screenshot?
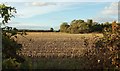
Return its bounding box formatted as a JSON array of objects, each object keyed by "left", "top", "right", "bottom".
[
  {"left": 60, "top": 19, "right": 119, "bottom": 34},
  {"left": 17, "top": 28, "right": 59, "bottom": 32}
]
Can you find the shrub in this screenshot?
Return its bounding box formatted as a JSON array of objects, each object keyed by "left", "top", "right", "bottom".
[
  {"left": 95, "top": 22, "right": 120, "bottom": 69},
  {"left": 2, "top": 58, "right": 21, "bottom": 69}
]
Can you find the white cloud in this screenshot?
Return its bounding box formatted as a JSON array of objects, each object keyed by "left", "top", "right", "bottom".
[
  {"left": 102, "top": 2, "right": 118, "bottom": 16},
  {"left": 25, "top": 2, "right": 57, "bottom": 7},
  {"left": 93, "top": 2, "right": 118, "bottom": 23},
  {"left": 15, "top": 2, "right": 80, "bottom": 18},
  {"left": 16, "top": 2, "right": 62, "bottom": 18},
  {"left": 31, "top": 2, "right": 56, "bottom": 6}
]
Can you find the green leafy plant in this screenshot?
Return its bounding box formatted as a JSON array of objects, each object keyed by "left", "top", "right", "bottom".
[{"left": 0, "top": 4, "right": 26, "bottom": 70}]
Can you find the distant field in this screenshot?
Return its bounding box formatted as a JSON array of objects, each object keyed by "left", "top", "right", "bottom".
[{"left": 17, "top": 32, "right": 103, "bottom": 57}]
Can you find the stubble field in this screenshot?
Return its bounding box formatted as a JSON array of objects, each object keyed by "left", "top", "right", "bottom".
[
  {"left": 16, "top": 32, "right": 103, "bottom": 69},
  {"left": 17, "top": 32, "right": 102, "bottom": 58}
]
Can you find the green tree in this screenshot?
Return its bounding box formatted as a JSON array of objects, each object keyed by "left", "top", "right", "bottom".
[
  {"left": 78, "top": 22, "right": 90, "bottom": 33},
  {"left": 89, "top": 22, "right": 103, "bottom": 33},
  {"left": 60, "top": 22, "right": 69, "bottom": 32},
  {"left": 50, "top": 27, "right": 54, "bottom": 32},
  {"left": 87, "top": 19, "right": 93, "bottom": 25},
  {"left": 103, "top": 22, "right": 111, "bottom": 28},
  {"left": 69, "top": 19, "right": 85, "bottom": 34},
  {"left": 60, "top": 19, "right": 106, "bottom": 33},
  {"left": 0, "top": 4, "right": 16, "bottom": 24}
]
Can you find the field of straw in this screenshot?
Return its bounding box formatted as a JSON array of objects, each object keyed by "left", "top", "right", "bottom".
[
  {"left": 16, "top": 32, "right": 103, "bottom": 58},
  {"left": 16, "top": 32, "right": 106, "bottom": 69}
]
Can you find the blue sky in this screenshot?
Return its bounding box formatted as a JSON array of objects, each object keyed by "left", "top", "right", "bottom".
[{"left": 0, "top": 1, "right": 118, "bottom": 30}]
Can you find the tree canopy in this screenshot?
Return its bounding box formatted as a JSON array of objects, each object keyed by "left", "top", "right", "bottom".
[
  {"left": 60, "top": 19, "right": 112, "bottom": 34},
  {"left": 0, "top": 4, "right": 16, "bottom": 25}
]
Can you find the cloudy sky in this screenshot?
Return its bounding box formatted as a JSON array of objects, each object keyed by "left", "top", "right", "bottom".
[{"left": 0, "top": 0, "right": 119, "bottom": 30}]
